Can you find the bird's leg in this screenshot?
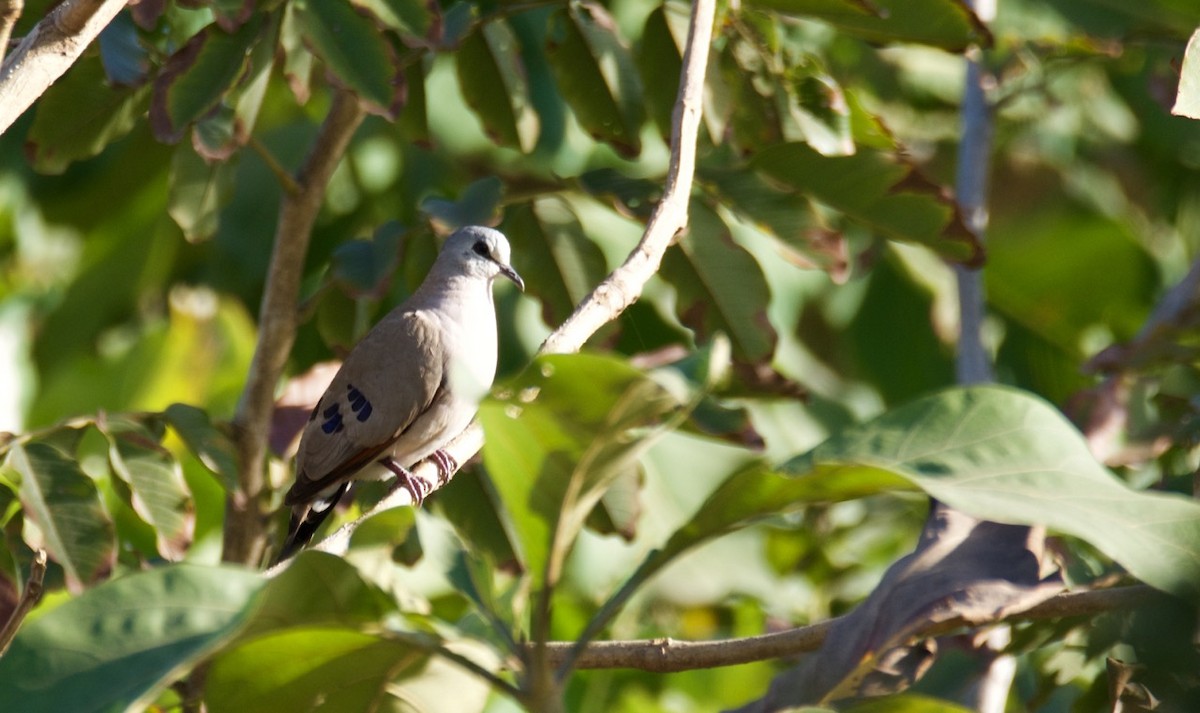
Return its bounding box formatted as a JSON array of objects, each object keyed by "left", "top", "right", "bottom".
[
  {"left": 429, "top": 449, "right": 459, "bottom": 487},
  {"left": 379, "top": 457, "right": 430, "bottom": 505}
]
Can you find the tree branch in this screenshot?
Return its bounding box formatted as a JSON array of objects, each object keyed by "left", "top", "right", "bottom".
[
  {"left": 225, "top": 90, "right": 366, "bottom": 567},
  {"left": 304, "top": 0, "right": 717, "bottom": 557},
  {"left": 0, "top": 548, "right": 46, "bottom": 657},
  {"left": 0, "top": 0, "right": 22, "bottom": 68},
  {"left": 535, "top": 585, "right": 1154, "bottom": 674},
  {"left": 0, "top": 0, "right": 126, "bottom": 135}
]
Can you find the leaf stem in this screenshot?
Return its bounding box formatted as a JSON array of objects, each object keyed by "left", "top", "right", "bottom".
[{"left": 0, "top": 548, "right": 46, "bottom": 656}]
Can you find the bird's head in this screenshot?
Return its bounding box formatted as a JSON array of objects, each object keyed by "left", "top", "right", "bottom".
[{"left": 442, "top": 226, "right": 525, "bottom": 291}]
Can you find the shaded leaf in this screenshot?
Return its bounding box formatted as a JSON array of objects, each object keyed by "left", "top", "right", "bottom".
[
  {"left": 0, "top": 564, "right": 265, "bottom": 713},
  {"left": 577, "top": 168, "right": 662, "bottom": 220},
  {"left": 192, "top": 9, "right": 279, "bottom": 161},
  {"left": 205, "top": 628, "right": 425, "bottom": 713},
  {"left": 293, "top": 0, "right": 405, "bottom": 117},
  {"left": 754, "top": 142, "right": 983, "bottom": 265},
  {"left": 660, "top": 202, "right": 778, "bottom": 362},
  {"left": 456, "top": 20, "right": 540, "bottom": 152},
  {"left": 503, "top": 198, "right": 609, "bottom": 326},
  {"left": 1173, "top": 29, "right": 1200, "bottom": 119},
  {"left": 397, "top": 59, "right": 430, "bottom": 145},
  {"left": 150, "top": 17, "right": 264, "bottom": 143},
  {"left": 5, "top": 442, "right": 115, "bottom": 593},
  {"left": 279, "top": 2, "right": 315, "bottom": 104},
  {"left": 164, "top": 403, "right": 238, "bottom": 491},
  {"left": 746, "top": 0, "right": 991, "bottom": 51},
  {"left": 353, "top": 0, "right": 438, "bottom": 41},
  {"left": 545, "top": 4, "right": 644, "bottom": 157},
  {"left": 331, "top": 221, "right": 406, "bottom": 299},
  {"left": 168, "top": 144, "right": 238, "bottom": 242},
  {"left": 98, "top": 13, "right": 149, "bottom": 86},
  {"left": 436, "top": 466, "right": 520, "bottom": 572},
  {"left": 421, "top": 176, "right": 503, "bottom": 230},
  {"left": 479, "top": 354, "right": 681, "bottom": 585},
  {"left": 25, "top": 57, "right": 150, "bottom": 174},
  {"left": 380, "top": 640, "right": 501, "bottom": 713},
  {"left": 636, "top": 3, "right": 687, "bottom": 138}
]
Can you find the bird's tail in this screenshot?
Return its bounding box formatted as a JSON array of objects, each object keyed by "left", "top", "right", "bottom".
[{"left": 274, "top": 483, "right": 350, "bottom": 564}]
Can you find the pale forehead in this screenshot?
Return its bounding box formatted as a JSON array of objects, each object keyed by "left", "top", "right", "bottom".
[{"left": 447, "top": 226, "right": 510, "bottom": 254}]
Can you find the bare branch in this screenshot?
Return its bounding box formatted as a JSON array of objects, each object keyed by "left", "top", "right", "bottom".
[
  {"left": 225, "top": 90, "right": 366, "bottom": 567},
  {"left": 303, "top": 0, "right": 717, "bottom": 556},
  {"left": 0, "top": 0, "right": 126, "bottom": 135},
  {"left": 0, "top": 548, "right": 47, "bottom": 657},
  {"left": 535, "top": 585, "right": 1154, "bottom": 674}
]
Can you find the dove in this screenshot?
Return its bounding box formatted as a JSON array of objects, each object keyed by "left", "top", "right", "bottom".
[{"left": 277, "top": 226, "right": 524, "bottom": 561}]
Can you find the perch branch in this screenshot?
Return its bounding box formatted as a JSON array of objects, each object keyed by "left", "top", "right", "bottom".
[
  {"left": 226, "top": 90, "right": 366, "bottom": 567},
  {"left": 0, "top": 548, "right": 47, "bottom": 657},
  {"left": 305, "top": 0, "right": 716, "bottom": 556},
  {"left": 0, "top": 0, "right": 126, "bottom": 135},
  {"left": 536, "top": 585, "right": 1154, "bottom": 673}
]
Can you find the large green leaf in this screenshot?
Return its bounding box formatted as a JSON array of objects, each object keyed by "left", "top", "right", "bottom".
[
  {"left": 26, "top": 57, "right": 151, "bottom": 174},
  {"left": 456, "top": 20, "right": 540, "bottom": 153},
  {"left": 163, "top": 403, "right": 238, "bottom": 492},
  {"left": 636, "top": 3, "right": 687, "bottom": 138},
  {"left": 746, "top": 0, "right": 990, "bottom": 51},
  {"left": 205, "top": 628, "right": 426, "bottom": 713},
  {"left": 478, "top": 354, "right": 681, "bottom": 587},
  {"left": 0, "top": 564, "right": 265, "bottom": 713},
  {"left": 754, "top": 142, "right": 983, "bottom": 264},
  {"left": 502, "top": 198, "right": 609, "bottom": 327},
  {"left": 5, "top": 442, "right": 115, "bottom": 593},
  {"left": 545, "top": 4, "right": 645, "bottom": 157},
  {"left": 105, "top": 426, "right": 194, "bottom": 561},
  {"left": 660, "top": 202, "right": 778, "bottom": 362},
  {"left": 292, "top": 0, "right": 404, "bottom": 117},
  {"left": 784, "top": 385, "right": 1200, "bottom": 600},
  {"left": 150, "top": 16, "right": 264, "bottom": 142}
]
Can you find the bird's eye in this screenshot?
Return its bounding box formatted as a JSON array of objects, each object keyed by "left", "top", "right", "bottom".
[{"left": 472, "top": 241, "right": 490, "bottom": 259}]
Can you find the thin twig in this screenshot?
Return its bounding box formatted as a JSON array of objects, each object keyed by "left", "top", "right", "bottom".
[
  {"left": 535, "top": 585, "right": 1154, "bottom": 674},
  {"left": 0, "top": 548, "right": 47, "bottom": 657},
  {"left": 225, "top": 90, "right": 366, "bottom": 567},
  {"left": 248, "top": 136, "right": 303, "bottom": 196},
  {"left": 0, "top": 0, "right": 22, "bottom": 68},
  {"left": 0, "top": 0, "right": 127, "bottom": 135}
]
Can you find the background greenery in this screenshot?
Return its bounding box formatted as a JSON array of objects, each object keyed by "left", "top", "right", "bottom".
[{"left": 1, "top": 0, "right": 1199, "bottom": 711}]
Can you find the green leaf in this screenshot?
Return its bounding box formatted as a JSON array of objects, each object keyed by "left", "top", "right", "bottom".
[
  {"left": 168, "top": 144, "right": 238, "bottom": 243},
  {"left": 420, "top": 176, "right": 503, "bottom": 230},
  {"left": 660, "top": 202, "right": 778, "bottom": 362},
  {"left": 754, "top": 142, "right": 983, "bottom": 264},
  {"left": 0, "top": 564, "right": 266, "bottom": 713},
  {"left": 205, "top": 628, "right": 426, "bottom": 713},
  {"left": 397, "top": 59, "right": 430, "bottom": 145},
  {"left": 545, "top": 4, "right": 644, "bottom": 157},
  {"left": 456, "top": 20, "right": 540, "bottom": 152},
  {"left": 479, "top": 354, "right": 681, "bottom": 586},
  {"left": 292, "top": 0, "right": 404, "bottom": 117},
  {"left": 330, "top": 221, "right": 406, "bottom": 299},
  {"left": 636, "top": 3, "right": 687, "bottom": 138},
  {"left": 163, "top": 403, "right": 238, "bottom": 492},
  {"left": 105, "top": 427, "right": 194, "bottom": 561},
  {"left": 502, "top": 198, "right": 609, "bottom": 326},
  {"left": 1174, "top": 29, "right": 1200, "bottom": 114},
  {"left": 5, "top": 442, "right": 115, "bottom": 593},
  {"left": 26, "top": 57, "right": 150, "bottom": 174},
  {"left": 150, "top": 17, "right": 264, "bottom": 143},
  {"left": 745, "top": 0, "right": 991, "bottom": 51},
  {"left": 353, "top": 0, "right": 436, "bottom": 41},
  {"left": 784, "top": 386, "right": 1200, "bottom": 600}
]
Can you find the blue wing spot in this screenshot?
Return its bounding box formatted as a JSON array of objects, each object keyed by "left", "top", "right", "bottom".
[
  {"left": 346, "top": 383, "right": 374, "bottom": 422},
  {"left": 321, "top": 404, "right": 344, "bottom": 434}
]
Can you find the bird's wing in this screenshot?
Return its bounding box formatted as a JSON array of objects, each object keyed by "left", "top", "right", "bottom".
[{"left": 286, "top": 310, "right": 445, "bottom": 505}]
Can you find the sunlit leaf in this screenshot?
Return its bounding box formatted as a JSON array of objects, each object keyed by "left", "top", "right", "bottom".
[
  {"left": 660, "top": 202, "right": 778, "bottom": 362},
  {"left": 150, "top": 16, "right": 264, "bottom": 143},
  {"left": 5, "top": 442, "right": 115, "bottom": 593},
  {"left": 105, "top": 426, "right": 194, "bottom": 561},
  {"left": 456, "top": 20, "right": 540, "bottom": 152},
  {"left": 1172, "top": 29, "right": 1200, "bottom": 119},
  {"left": 164, "top": 403, "right": 238, "bottom": 492},
  {"left": 168, "top": 144, "right": 238, "bottom": 243},
  {"left": 0, "top": 564, "right": 265, "bottom": 713},
  {"left": 292, "top": 0, "right": 405, "bottom": 117},
  {"left": 205, "top": 628, "right": 426, "bottom": 713},
  {"left": 754, "top": 142, "right": 983, "bottom": 264},
  {"left": 545, "top": 4, "right": 644, "bottom": 157},
  {"left": 502, "top": 197, "right": 609, "bottom": 326}
]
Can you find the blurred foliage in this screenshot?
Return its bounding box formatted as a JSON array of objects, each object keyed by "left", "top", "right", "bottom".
[{"left": 1, "top": 0, "right": 1199, "bottom": 711}]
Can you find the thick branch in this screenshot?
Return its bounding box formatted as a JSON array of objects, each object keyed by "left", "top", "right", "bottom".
[
  {"left": 0, "top": 0, "right": 126, "bottom": 135},
  {"left": 225, "top": 90, "right": 366, "bottom": 566},
  {"left": 304, "top": 0, "right": 716, "bottom": 555},
  {"left": 0, "top": 548, "right": 46, "bottom": 656},
  {"left": 537, "top": 585, "right": 1154, "bottom": 674}
]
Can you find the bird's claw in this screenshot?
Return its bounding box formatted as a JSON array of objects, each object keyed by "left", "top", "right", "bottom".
[
  {"left": 380, "top": 457, "right": 431, "bottom": 506},
  {"left": 430, "top": 449, "right": 459, "bottom": 487}
]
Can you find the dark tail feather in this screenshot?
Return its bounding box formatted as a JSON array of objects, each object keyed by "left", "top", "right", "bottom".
[{"left": 274, "top": 483, "right": 350, "bottom": 564}]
